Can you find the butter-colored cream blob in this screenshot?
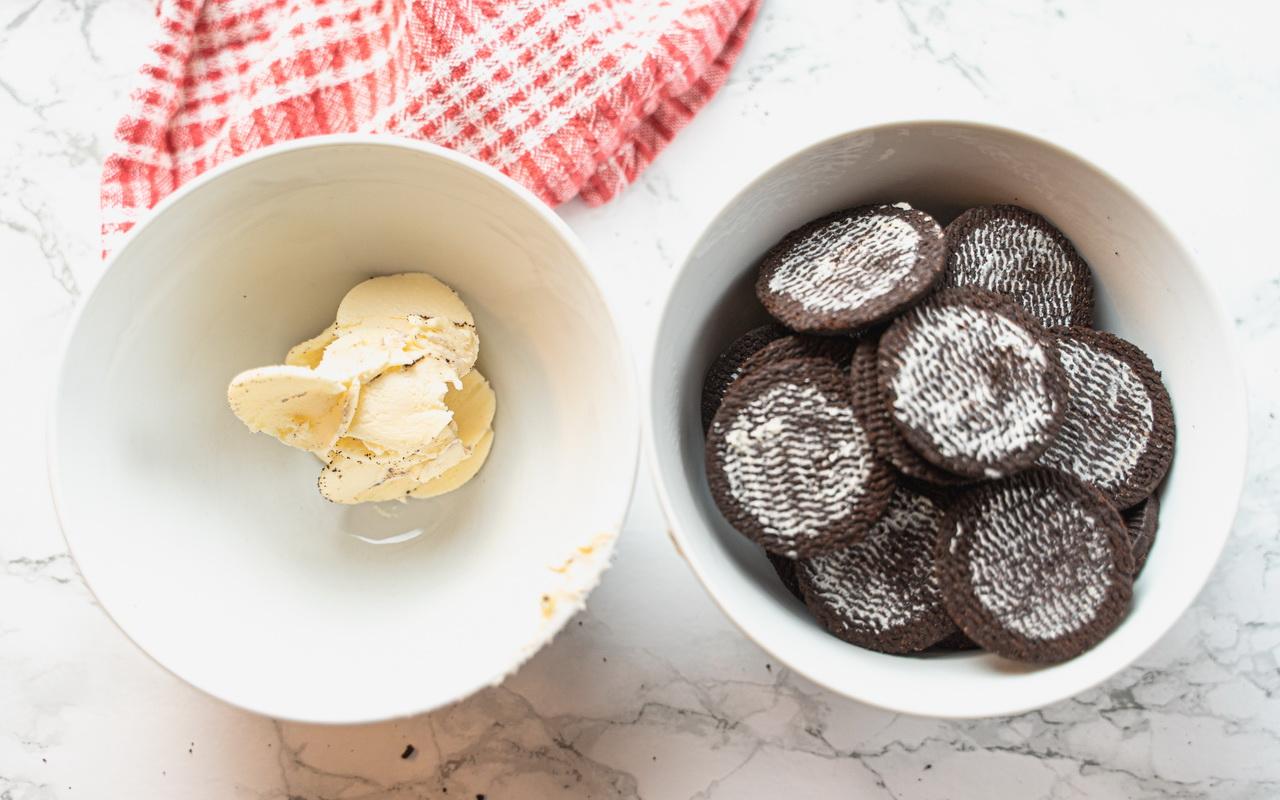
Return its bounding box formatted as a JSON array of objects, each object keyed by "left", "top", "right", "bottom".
[
  {"left": 227, "top": 273, "right": 495, "bottom": 504},
  {"left": 226, "top": 365, "right": 359, "bottom": 457}
]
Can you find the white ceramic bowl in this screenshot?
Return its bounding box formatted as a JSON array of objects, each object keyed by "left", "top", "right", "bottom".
[
  {"left": 50, "top": 136, "right": 638, "bottom": 723},
  {"left": 648, "top": 121, "right": 1247, "bottom": 718}
]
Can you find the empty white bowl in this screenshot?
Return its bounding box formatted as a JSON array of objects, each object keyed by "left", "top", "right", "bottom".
[
  {"left": 50, "top": 136, "right": 638, "bottom": 723},
  {"left": 648, "top": 121, "right": 1247, "bottom": 718}
]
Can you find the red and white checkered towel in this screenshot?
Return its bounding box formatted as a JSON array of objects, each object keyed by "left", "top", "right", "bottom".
[{"left": 101, "top": 0, "right": 760, "bottom": 255}]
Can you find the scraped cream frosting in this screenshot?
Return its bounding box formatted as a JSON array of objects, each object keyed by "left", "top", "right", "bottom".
[{"left": 227, "top": 273, "right": 496, "bottom": 504}]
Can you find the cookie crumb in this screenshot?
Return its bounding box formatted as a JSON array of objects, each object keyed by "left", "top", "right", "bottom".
[{"left": 401, "top": 744, "right": 416, "bottom": 759}]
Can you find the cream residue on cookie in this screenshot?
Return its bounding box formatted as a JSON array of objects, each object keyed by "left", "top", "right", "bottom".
[
  {"left": 889, "top": 303, "right": 1057, "bottom": 470},
  {"left": 768, "top": 211, "right": 923, "bottom": 314},
  {"left": 721, "top": 382, "right": 873, "bottom": 547},
  {"left": 1038, "top": 338, "right": 1154, "bottom": 492},
  {"left": 801, "top": 487, "right": 943, "bottom": 635},
  {"left": 963, "top": 484, "right": 1114, "bottom": 641},
  {"left": 946, "top": 217, "right": 1080, "bottom": 327}
]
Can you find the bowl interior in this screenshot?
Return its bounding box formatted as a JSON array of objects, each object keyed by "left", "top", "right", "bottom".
[
  {"left": 52, "top": 140, "right": 637, "bottom": 723},
  {"left": 650, "top": 122, "right": 1246, "bottom": 718}
]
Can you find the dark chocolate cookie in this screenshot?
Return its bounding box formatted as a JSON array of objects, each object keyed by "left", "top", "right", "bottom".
[
  {"left": 737, "top": 334, "right": 858, "bottom": 380},
  {"left": 935, "top": 469, "right": 1134, "bottom": 664},
  {"left": 702, "top": 324, "right": 788, "bottom": 431},
  {"left": 705, "top": 357, "right": 894, "bottom": 558},
  {"left": 1124, "top": 493, "right": 1160, "bottom": 578},
  {"left": 1037, "top": 327, "right": 1176, "bottom": 509},
  {"left": 942, "top": 205, "right": 1094, "bottom": 328},
  {"left": 797, "top": 484, "right": 954, "bottom": 654},
  {"left": 757, "top": 204, "right": 946, "bottom": 334},
  {"left": 850, "top": 337, "right": 973, "bottom": 487},
  {"left": 878, "top": 287, "right": 1069, "bottom": 480}
]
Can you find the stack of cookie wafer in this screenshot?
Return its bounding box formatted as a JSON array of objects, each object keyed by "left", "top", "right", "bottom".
[{"left": 702, "top": 203, "right": 1175, "bottom": 664}]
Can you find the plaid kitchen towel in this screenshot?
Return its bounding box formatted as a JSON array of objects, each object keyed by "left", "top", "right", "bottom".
[{"left": 101, "top": 0, "right": 760, "bottom": 254}]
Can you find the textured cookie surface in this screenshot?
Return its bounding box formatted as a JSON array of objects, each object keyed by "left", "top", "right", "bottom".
[
  {"left": 705, "top": 358, "right": 894, "bottom": 558},
  {"left": 798, "top": 484, "right": 954, "bottom": 653},
  {"left": 702, "top": 324, "right": 788, "bottom": 431},
  {"left": 738, "top": 334, "right": 858, "bottom": 380},
  {"left": 1124, "top": 493, "right": 1160, "bottom": 577},
  {"left": 1037, "top": 327, "right": 1175, "bottom": 508},
  {"left": 850, "top": 337, "right": 972, "bottom": 486},
  {"left": 942, "top": 205, "right": 1094, "bottom": 328},
  {"left": 878, "top": 287, "right": 1068, "bottom": 479},
  {"left": 757, "top": 204, "right": 946, "bottom": 334},
  {"left": 936, "top": 469, "right": 1134, "bottom": 663}
]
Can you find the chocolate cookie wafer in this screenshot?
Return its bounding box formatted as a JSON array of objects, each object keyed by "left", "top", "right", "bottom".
[
  {"left": 1124, "top": 494, "right": 1159, "bottom": 577},
  {"left": 797, "top": 484, "right": 954, "bottom": 654},
  {"left": 1037, "top": 327, "right": 1176, "bottom": 508},
  {"left": 936, "top": 469, "right": 1134, "bottom": 664},
  {"left": 878, "top": 287, "right": 1068, "bottom": 479},
  {"left": 757, "top": 204, "right": 946, "bottom": 334},
  {"left": 705, "top": 357, "right": 894, "bottom": 558},
  {"left": 849, "top": 337, "right": 972, "bottom": 487},
  {"left": 702, "top": 324, "right": 788, "bottom": 431},
  {"left": 737, "top": 334, "right": 858, "bottom": 380},
  {"left": 943, "top": 205, "right": 1094, "bottom": 328}
]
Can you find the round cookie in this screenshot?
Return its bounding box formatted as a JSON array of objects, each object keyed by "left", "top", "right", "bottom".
[
  {"left": 942, "top": 205, "right": 1094, "bottom": 328},
  {"left": 1124, "top": 493, "right": 1160, "bottom": 578},
  {"left": 737, "top": 334, "right": 858, "bottom": 380},
  {"left": 849, "top": 337, "right": 973, "bottom": 487},
  {"left": 705, "top": 357, "right": 894, "bottom": 558},
  {"left": 1036, "top": 327, "right": 1176, "bottom": 509},
  {"left": 766, "top": 551, "right": 805, "bottom": 602},
  {"left": 757, "top": 204, "right": 946, "bottom": 334},
  {"left": 936, "top": 469, "right": 1134, "bottom": 664},
  {"left": 701, "top": 324, "right": 788, "bottom": 431},
  {"left": 797, "top": 484, "right": 954, "bottom": 654},
  {"left": 878, "top": 287, "right": 1069, "bottom": 480}
]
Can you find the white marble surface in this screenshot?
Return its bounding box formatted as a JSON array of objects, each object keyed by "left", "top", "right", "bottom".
[{"left": 3, "top": 0, "right": 1279, "bottom": 797}]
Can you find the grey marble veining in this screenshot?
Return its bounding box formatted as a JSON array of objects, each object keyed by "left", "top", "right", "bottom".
[{"left": 3, "top": 0, "right": 1279, "bottom": 797}]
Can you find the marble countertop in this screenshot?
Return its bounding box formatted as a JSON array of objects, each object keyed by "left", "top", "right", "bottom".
[{"left": 3, "top": 0, "right": 1279, "bottom": 797}]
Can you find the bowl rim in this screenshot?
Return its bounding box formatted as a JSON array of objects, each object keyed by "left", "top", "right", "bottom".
[
  {"left": 46, "top": 134, "right": 641, "bottom": 724},
  {"left": 645, "top": 118, "right": 1249, "bottom": 719}
]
